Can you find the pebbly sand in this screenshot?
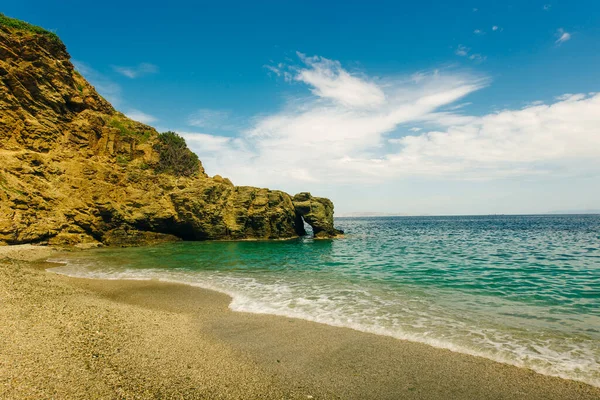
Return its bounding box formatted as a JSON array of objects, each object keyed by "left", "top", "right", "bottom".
[{"left": 1, "top": 245, "right": 599, "bottom": 399}]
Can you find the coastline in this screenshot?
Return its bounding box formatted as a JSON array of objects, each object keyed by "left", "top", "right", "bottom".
[{"left": 1, "top": 245, "right": 599, "bottom": 399}]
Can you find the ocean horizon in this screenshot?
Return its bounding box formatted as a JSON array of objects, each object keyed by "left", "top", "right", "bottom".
[
  {"left": 50, "top": 214, "right": 600, "bottom": 387},
  {"left": 336, "top": 212, "right": 600, "bottom": 218}
]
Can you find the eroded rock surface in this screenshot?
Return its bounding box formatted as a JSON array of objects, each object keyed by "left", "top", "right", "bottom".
[
  {"left": 0, "top": 18, "right": 341, "bottom": 246},
  {"left": 292, "top": 193, "right": 343, "bottom": 238}
]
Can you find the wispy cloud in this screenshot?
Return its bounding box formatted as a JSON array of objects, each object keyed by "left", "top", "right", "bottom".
[
  {"left": 469, "top": 53, "right": 487, "bottom": 63},
  {"left": 294, "top": 52, "right": 386, "bottom": 108},
  {"left": 73, "top": 60, "right": 122, "bottom": 106},
  {"left": 112, "top": 63, "right": 159, "bottom": 79},
  {"left": 179, "top": 55, "right": 600, "bottom": 191},
  {"left": 443, "top": 102, "right": 472, "bottom": 111},
  {"left": 474, "top": 29, "right": 484, "bottom": 35},
  {"left": 187, "top": 109, "right": 242, "bottom": 132},
  {"left": 455, "top": 45, "right": 485, "bottom": 63},
  {"left": 543, "top": 4, "right": 552, "bottom": 11},
  {"left": 264, "top": 63, "right": 293, "bottom": 82},
  {"left": 455, "top": 45, "right": 470, "bottom": 57},
  {"left": 73, "top": 61, "right": 157, "bottom": 124},
  {"left": 525, "top": 100, "right": 545, "bottom": 107},
  {"left": 554, "top": 93, "right": 586, "bottom": 102},
  {"left": 264, "top": 64, "right": 282, "bottom": 76},
  {"left": 180, "top": 54, "right": 487, "bottom": 185},
  {"left": 125, "top": 109, "right": 158, "bottom": 124},
  {"left": 555, "top": 28, "right": 571, "bottom": 45}
]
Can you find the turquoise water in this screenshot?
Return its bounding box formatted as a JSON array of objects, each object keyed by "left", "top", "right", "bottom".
[{"left": 50, "top": 215, "right": 600, "bottom": 386}]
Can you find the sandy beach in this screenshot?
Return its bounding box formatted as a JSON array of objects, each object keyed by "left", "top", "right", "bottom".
[{"left": 1, "top": 245, "right": 599, "bottom": 399}]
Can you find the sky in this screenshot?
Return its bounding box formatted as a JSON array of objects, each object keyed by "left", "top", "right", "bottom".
[{"left": 4, "top": 1, "right": 600, "bottom": 215}]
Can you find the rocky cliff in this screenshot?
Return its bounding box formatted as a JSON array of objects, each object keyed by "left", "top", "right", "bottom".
[{"left": 0, "top": 15, "right": 342, "bottom": 246}]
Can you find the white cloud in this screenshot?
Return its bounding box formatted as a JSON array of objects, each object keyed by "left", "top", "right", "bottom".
[
  {"left": 543, "top": 4, "right": 551, "bottom": 11},
  {"left": 180, "top": 54, "right": 488, "bottom": 186},
  {"left": 112, "top": 63, "right": 159, "bottom": 79},
  {"left": 180, "top": 132, "right": 234, "bottom": 151},
  {"left": 177, "top": 54, "right": 600, "bottom": 195},
  {"left": 386, "top": 93, "right": 600, "bottom": 178},
  {"left": 555, "top": 28, "right": 571, "bottom": 45},
  {"left": 294, "top": 52, "right": 386, "bottom": 108},
  {"left": 474, "top": 29, "right": 484, "bottom": 35},
  {"left": 178, "top": 131, "right": 257, "bottom": 182},
  {"left": 125, "top": 109, "right": 157, "bottom": 124}
]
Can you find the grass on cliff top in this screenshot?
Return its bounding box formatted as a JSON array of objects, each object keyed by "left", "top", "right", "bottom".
[{"left": 0, "top": 13, "right": 60, "bottom": 42}]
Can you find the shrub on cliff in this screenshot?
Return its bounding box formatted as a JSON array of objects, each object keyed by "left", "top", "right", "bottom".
[{"left": 154, "top": 131, "right": 200, "bottom": 177}]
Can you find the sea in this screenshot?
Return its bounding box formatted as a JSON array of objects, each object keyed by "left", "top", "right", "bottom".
[{"left": 49, "top": 214, "right": 600, "bottom": 387}]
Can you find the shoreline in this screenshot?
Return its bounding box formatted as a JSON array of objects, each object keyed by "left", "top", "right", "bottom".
[
  {"left": 47, "top": 265, "right": 600, "bottom": 389},
  {"left": 1, "top": 245, "right": 599, "bottom": 399}
]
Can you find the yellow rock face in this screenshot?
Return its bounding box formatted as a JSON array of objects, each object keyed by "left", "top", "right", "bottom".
[{"left": 0, "top": 21, "right": 340, "bottom": 246}]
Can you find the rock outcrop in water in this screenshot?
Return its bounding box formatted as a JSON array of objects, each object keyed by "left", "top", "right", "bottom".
[
  {"left": 0, "top": 15, "right": 342, "bottom": 246},
  {"left": 292, "top": 193, "right": 343, "bottom": 238}
]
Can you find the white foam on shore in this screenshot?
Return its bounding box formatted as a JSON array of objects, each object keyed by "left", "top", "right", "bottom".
[{"left": 47, "top": 260, "right": 600, "bottom": 388}]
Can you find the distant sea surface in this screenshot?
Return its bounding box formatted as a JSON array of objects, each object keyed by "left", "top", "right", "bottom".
[{"left": 50, "top": 215, "right": 600, "bottom": 387}]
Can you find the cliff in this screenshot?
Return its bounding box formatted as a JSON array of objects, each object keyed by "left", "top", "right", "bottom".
[{"left": 0, "top": 14, "right": 342, "bottom": 246}]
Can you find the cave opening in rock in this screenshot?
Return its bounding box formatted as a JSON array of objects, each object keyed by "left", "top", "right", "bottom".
[{"left": 302, "top": 217, "right": 314, "bottom": 238}]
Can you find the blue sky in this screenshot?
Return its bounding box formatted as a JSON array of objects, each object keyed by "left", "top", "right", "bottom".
[{"left": 5, "top": 1, "right": 600, "bottom": 215}]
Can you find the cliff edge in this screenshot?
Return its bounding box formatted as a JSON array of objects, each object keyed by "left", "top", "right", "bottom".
[{"left": 0, "top": 14, "right": 342, "bottom": 246}]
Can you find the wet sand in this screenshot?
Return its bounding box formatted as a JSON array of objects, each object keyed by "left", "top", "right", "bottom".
[{"left": 1, "top": 245, "right": 599, "bottom": 399}]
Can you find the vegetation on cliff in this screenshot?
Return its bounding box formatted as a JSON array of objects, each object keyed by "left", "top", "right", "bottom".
[
  {"left": 0, "top": 16, "right": 342, "bottom": 246},
  {"left": 154, "top": 131, "right": 201, "bottom": 177},
  {"left": 0, "top": 13, "right": 60, "bottom": 42}
]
